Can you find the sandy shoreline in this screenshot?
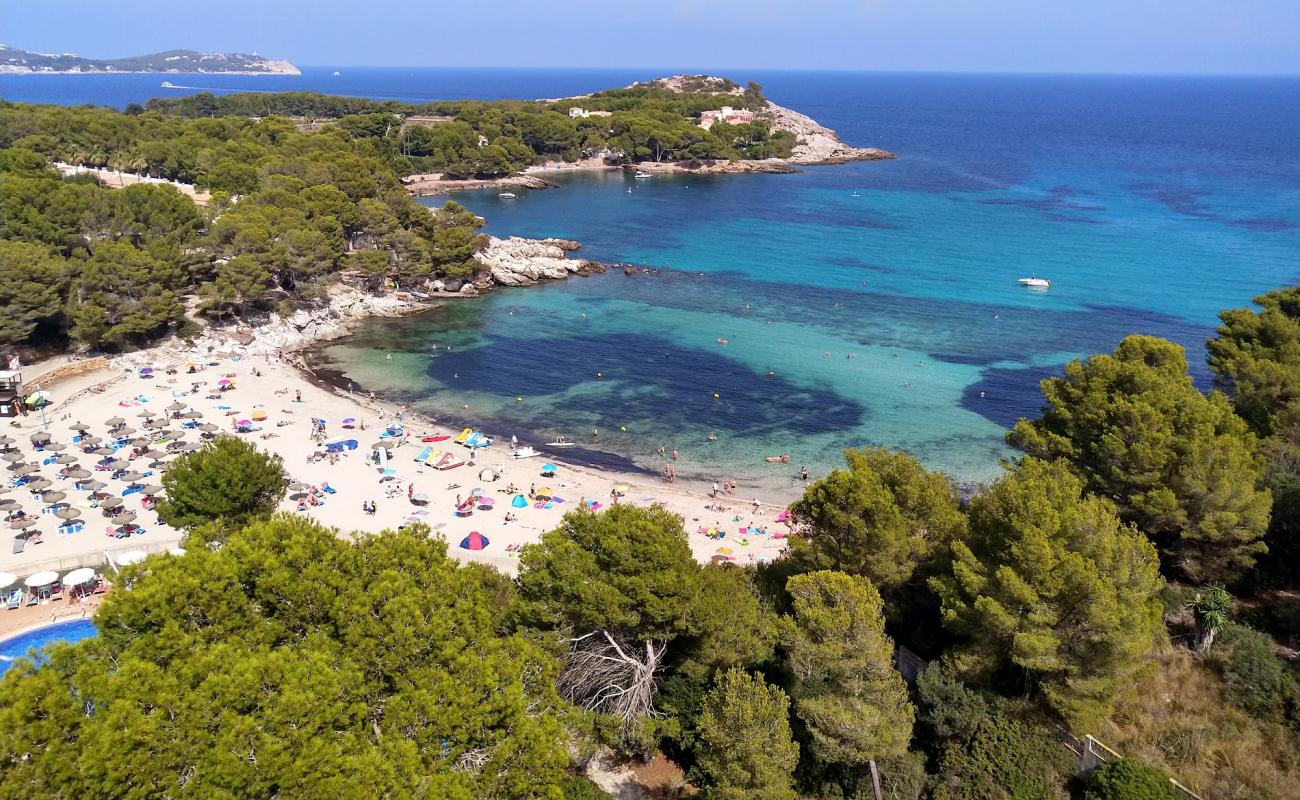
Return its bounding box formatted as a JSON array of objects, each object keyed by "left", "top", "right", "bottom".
[{"left": 0, "top": 328, "right": 794, "bottom": 589}]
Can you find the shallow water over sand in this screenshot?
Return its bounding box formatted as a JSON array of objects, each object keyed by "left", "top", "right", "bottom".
[{"left": 311, "top": 73, "right": 1300, "bottom": 491}]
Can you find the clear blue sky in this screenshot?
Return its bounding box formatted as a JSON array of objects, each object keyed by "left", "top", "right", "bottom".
[{"left": 4, "top": 0, "right": 1298, "bottom": 74}]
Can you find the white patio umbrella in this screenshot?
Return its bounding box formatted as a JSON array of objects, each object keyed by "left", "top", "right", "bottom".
[
  {"left": 62, "top": 567, "right": 96, "bottom": 587},
  {"left": 24, "top": 570, "right": 59, "bottom": 588},
  {"left": 115, "top": 549, "right": 147, "bottom": 566},
  {"left": 0, "top": 572, "right": 16, "bottom": 589}
]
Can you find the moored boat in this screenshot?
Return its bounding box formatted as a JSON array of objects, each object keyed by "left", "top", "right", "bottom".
[{"left": 1018, "top": 276, "right": 1051, "bottom": 289}]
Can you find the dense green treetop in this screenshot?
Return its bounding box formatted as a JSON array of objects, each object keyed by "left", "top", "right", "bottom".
[
  {"left": 693, "top": 668, "right": 800, "bottom": 800},
  {"left": 1208, "top": 286, "right": 1300, "bottom": 436},
  {"left": 781, "top": 570, "right": 914, "bottom": 766},
  {"left": 134, "top": 79, "right": 793, "bottom": 172},
  {"left": 156, "top": 435, "right": 287, "bottom": 533},
  {"left": 1008, "top": 334, "right": 1270, "bottom": 583},
  {"left": 790, "top": 447, "right": 966, "bottom": 596},
  {"left": 930, "top": 457, "right": 1164, "bottom": 729},
  {"left": 0, "top": 103, "right": 485, "bottom": 350},
  {"left": 515, "top": 504, "right": 701, "bottom": 642},
  {"left": 0, "top": 516, "right": 570, "bottom": 799}
]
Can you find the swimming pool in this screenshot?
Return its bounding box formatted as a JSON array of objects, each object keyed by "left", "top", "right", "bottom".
[{"left": 0, "top": 618, "right": 97, "bottom": 675}]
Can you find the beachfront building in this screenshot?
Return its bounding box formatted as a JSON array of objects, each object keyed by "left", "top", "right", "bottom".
[
  {"left": 568, "top": 107, "right": 613, "bottom": 119},
  {"left": 0, "top": 370, "right": 22, "bottom": 417},
  {"left": 698, "top": 106, "right": 756, "bottom": 130}
]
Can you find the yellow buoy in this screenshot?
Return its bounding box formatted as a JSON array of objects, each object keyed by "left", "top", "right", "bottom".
[
  {"left": 620, "top": 426, "right": 627, "bottom": 432},
  {"left": 713, "top": 393, "right": 720, "bottom": 399},
  {"left": 516, "top": 396, "right": 523, "bottom": 402}
]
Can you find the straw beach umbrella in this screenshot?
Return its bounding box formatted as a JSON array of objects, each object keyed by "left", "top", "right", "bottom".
[
  {"left": 54, "top": 454, "right": 78, "bottom": 464},
  {"left": 12, "top": 464, "right": 38, "bottom": 476},
  {"left": 26, "top": 477, "right": 52, "bottom": 491},
  {"left": 112, "top": 511, "right": 137, "bottom": 526},
  {"left": 64, "top": 467, "right": 91, "bottom": 479},
  {"left": 55, "top": 508, "right": 81, "bottom": 521},
  {"left": 41, "top": 490, "right": 66, "bottom": 504},
  {"left": 46, "top": 442, "right": 68, "bottom": 451},
  {"left": 2, "top": 452, "right": 23, "bottom": 463}
]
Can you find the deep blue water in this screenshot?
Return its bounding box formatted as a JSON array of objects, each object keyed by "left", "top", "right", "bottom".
[
  {"left": 0, "top": 618, "right": 96, "bottom": 675},
  {"left": 8, "top": 68, "right": 1299, "bottom": 493}
]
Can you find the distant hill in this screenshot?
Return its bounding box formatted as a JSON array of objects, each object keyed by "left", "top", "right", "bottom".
[{"left": 0, "top": 45, "right": 299, "bottom": 75}]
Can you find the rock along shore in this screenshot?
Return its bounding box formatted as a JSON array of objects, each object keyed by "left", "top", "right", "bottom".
[{"left": 180, "top": 234, "right": 603, "bottom": 357}]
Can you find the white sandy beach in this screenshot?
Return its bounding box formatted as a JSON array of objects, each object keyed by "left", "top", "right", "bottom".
[{"left": 0, "top": 343, "right": 794, "bottom": 586}]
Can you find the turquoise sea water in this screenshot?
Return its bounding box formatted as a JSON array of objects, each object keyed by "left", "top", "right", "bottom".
[
  {"left": 317, "top": 74, "right": 1300, "bottom": 495},
  {"left": 7, "top": 69, "right": 1297, "bottom": 494}
]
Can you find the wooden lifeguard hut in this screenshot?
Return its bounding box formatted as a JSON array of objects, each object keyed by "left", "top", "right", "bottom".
[{"left": 0, "top": 370, "right": 23, "bottom": 418}]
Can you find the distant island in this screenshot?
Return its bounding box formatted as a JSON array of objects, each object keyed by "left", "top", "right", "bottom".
[{"left": 0, "top": 45, "right": 299, "bottom": 75}]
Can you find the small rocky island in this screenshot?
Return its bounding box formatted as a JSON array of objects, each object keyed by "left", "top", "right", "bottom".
[{"left": 0, "top": 45, "right": 299, "bottom": 75}]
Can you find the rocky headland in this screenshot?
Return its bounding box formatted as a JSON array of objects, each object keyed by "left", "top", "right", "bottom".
[
  {"left": 404, "top": 74, "right": 892, "bottom": 195},
  {"left": 177, "top": 234, "right": 602, "bottom": 357}
]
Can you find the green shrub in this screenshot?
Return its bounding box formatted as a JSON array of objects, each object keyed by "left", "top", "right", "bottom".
[
  {"left": 930, "top": 717, "right": 1073, "bottom": 800},
  {"left": 561, "top": 776, "right": 609, "bottom": 800},
  {"left": 1083, "top": 759, "right": 1180, "bottom": 800},
  {"left": 1214, "top": 622, "right": 1300, "bottom": 724}
]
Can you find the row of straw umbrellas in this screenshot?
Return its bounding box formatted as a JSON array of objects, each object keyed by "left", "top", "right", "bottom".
[{"left": 2, "top": 400, "right": 217, "bottom": 538}]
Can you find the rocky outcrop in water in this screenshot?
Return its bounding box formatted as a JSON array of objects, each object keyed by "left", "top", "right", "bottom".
[
  {"left": 470, "top": 236, "right": 601, "bottom": 286},
  {"left": 761, "top": 101, "right": 894, "bottom": 165}
]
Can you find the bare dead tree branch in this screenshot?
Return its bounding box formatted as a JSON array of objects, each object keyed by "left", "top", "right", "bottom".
[{"left": 557, "top": 629, "right": 665, "bottom": 732}]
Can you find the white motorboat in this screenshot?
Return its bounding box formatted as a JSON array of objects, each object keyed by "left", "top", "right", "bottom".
[
  {"left": 160, "top": 81, "right": 178, "bottom": 88},
  {"left": 634, "top": 170, "right": 652, "bottom": 179},
  {"left": 545, "top": 441, "right": 577, "bottom": 448},
  {"left": 498, "top": 191, "right": 517, "bottom": 199},
  {"left": 1018, "top": 276, "right": 1051, "bottom": 289}
]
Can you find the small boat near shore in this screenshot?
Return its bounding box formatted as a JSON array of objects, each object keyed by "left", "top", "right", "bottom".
[
  {"left": 546, "top": 441, "right": 576, "bottom": 448},
  {"left": 634, "top": 170, "right": 652, "bottom": 179},
  {"left": 498, "top": 191, "right": 517, "bottom": 199},
  {"left": 1018, "top": 276, "right": 1051, "bottom": 289}
]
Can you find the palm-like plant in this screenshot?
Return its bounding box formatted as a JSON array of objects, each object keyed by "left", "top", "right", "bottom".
[{"left": 1190, "top": 585, "right": 1233, "bottom": 653}]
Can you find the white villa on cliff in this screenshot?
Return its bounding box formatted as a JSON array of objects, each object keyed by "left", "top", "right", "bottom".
[
  {"left": 698, "top": 106, "right": 756, "bottom": 129},
  {"left": 568, "top": 107, "right": 613, "bottom": 119}
]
